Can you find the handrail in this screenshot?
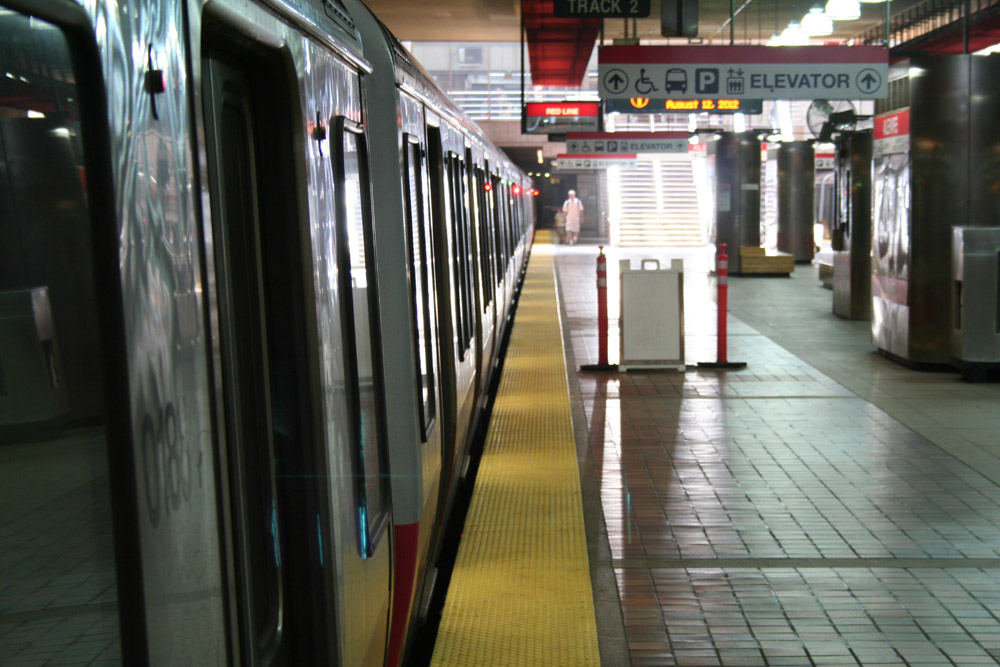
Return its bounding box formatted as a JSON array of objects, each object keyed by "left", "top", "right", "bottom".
[{"left": 850, "top": 0, "right": 1000, "bottom": 48}]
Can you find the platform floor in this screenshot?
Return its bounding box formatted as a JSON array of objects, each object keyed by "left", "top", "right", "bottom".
[
  {"left": 429, "top": 235, "right": 1000, "bottom": 666},
  {"left": 431, "top": 238, "right": 601, "bottom": 666},
  {"left": 553, "top": 239, "right": 1000, "bottom": 667}
]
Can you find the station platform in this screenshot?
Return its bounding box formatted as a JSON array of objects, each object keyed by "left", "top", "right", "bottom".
[{"left": 431, "top": 234, "right": 1000, "bottom": 667}]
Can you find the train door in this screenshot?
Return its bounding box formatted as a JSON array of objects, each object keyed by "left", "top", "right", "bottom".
[
  {"left": 501, "top": 181, "right": 516, "bottom": 318},
  {"left": 491, "top": 175, "right": 511, "bottom": 331},
  {"left": 0, "top": 6, "right": 140, "bottom": 663},
  {"left": 426, "top": 124, "right": 477, "bottom": 528},
  {"left": 201, "top": 30, "right": 333, "bottom": 665},
  {"left": 467, "top": 155, "right": 495, "bottom": 406},
  {"left": 398, "top": 130, "right": 443, "bottom": 637},
  {"left": 327, "top": 112, "right": 393, "bottom": 666},
  {"left": 479, "top": 164, "right": 501, "bottom": 363}
]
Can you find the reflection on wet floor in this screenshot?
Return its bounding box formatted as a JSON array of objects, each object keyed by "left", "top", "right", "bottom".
[
  {"left": 557, "top": 243, "right": 1000, "bottom": 666},
  {"left": 0, "top": 429, "right": 121, "bottom": 666}
]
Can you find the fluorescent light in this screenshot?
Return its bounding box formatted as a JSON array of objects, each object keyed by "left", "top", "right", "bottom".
[
  {"left": 801, "top": 7, "right": 834, "bottom": 36},
  {"left": 826, "top": 0, "right": 861, "bottom": 20},
  {"left": 780, "top": 22, "right": 810, "bottom": 46},
  {"left": 734, "top": 113, "right": 746, "bottom": 133}
]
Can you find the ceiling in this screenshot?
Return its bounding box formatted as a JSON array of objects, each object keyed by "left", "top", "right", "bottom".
[{"left": 362, "top": 0, "right": 919, "bottom": 45}]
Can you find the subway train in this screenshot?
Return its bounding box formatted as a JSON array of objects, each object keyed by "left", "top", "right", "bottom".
[{"left": 0, "top": 0, "right": 533, "bottom": 664}]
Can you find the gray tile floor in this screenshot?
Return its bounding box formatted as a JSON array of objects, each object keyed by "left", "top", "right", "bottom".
[
  {"left": 555, "top": 241, "right": 1000, "bottom": 666},
  {"left": 0, "top": 431, "right": 121, "bottom": 666}
]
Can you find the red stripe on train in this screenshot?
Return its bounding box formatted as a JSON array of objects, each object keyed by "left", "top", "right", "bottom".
[{"left": 387, "top": 522, "right": 421, "bottom": 667}]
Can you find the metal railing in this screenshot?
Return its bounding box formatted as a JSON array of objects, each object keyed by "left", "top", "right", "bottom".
[{"left": 851, "top": 0, "right": 1000, "bottom": 48}]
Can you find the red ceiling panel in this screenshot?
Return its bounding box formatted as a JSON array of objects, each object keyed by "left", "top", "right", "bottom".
[{"left": 522, "top": 0, "right": 601, "bottom": 87}]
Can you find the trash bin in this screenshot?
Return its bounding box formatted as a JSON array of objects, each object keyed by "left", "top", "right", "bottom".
[
  {"left": 0, "top": 286, "right": 68, "bottom": 428},
  {"left": 951, "top": 227, "right": 1000, "bottom": 380},
  {"left": 619, "top": 258, "right": 685, "bottom": 371}
]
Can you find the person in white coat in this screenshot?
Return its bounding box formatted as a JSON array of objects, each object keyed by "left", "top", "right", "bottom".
[{"left": 562, "top": 190, "right": 583, "bottom": 245}]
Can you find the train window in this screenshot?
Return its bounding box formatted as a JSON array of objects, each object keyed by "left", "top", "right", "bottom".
[
  {"left": 0, "top": 8, "right": 125, "bottom": 664},
  {"left": 503, "top": 183, "right": 515, "bottom": 263},
  {"left": 474, "top": 167, "right": 493, "bottom": 306},
  {"left": 458, "top": 160, "right": 476, "bottom": 342},
  {"left": 332, "top": 117, "right": 389, "bottom": 557},
  {"left": 447, "top": 153, "right": 473, "bottom": 353},
  {"left": 491, "top": 174, "right": 506, "bottom": 280},
  {"left": 402, "top": 135, "right": 436, "bottom": 439}
]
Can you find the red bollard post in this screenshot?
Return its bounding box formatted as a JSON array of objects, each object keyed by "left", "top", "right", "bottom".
[
  {"left": 597, "top": 246, "right": 609, "bottom": 366},
  {"left": 698, "top": 243, "right": 747, "bottom": 370},
  {"left": 717, "top": 243, "right": 729, "bottom": 364},
  {"left": 581, "top": 246, "right": 618, "bottom": 371}
]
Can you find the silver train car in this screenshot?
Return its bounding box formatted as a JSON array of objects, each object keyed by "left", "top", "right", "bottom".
[{"left": 0, "top": 0, "right": 534, "bottom": 663}]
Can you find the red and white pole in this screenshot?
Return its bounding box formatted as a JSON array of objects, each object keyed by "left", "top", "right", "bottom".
[
  {"left": 597, "top": 246, "right": 609, "bottom": 367},
  {"left": 698, "top": 242, "right": 746, "bottom": 370},
  {"left": 716, "top": 243, "right": 729, "bottom": 364}
]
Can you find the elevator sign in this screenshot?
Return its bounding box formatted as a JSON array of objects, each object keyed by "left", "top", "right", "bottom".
[
  {"left": 599, "top": 45, "right": 888, "bottom": 100},
  {"left": 565, "top": 132, "right": 688, "bottom": 154},
  {"left": 555, "top": 153, "right": 638, "bottom": 170}
]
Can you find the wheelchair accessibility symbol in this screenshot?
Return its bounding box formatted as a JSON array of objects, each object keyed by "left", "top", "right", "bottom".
[{"left": 635, "top": 68, "right": 658, "bottom": 95}]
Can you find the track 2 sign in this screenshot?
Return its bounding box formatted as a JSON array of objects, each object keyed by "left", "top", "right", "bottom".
[{"left": 553, "top": 0, "right": 650, "bottom": 18}]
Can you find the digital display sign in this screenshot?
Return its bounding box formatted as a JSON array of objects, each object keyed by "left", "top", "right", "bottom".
[
  {"left": 524, "top": 102, "right": 602, "bottom": 134},
  {"left": 604, "top": 97, "right": 763, "bottom": 115}
]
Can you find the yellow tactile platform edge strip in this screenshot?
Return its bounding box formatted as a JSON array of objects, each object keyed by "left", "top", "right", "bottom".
[{"left": 431, "top": 236, "right": 600, "bottom": 667}]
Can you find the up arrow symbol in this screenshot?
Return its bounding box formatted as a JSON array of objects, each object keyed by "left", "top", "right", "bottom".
[{"left": 857, "top": 69, "right": 881, "bottom": 93}]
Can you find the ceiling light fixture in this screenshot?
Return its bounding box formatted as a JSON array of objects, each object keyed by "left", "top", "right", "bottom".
[
  {"left": 826, "top": 0, "right": 861, "bottom": 21},
  {"left": 801, "top": 6, "right": 834, "bottom": 36},
  {"left": 780, "top": 21, "right": 810, "bottom": 46}
]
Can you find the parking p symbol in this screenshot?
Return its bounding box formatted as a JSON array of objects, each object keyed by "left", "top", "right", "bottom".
[{"left": 695, "top": 68, "right": 719, "bottom": 94}]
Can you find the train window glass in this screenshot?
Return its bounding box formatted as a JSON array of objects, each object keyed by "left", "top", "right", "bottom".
[
  {"left": 333, "top": 117, "right": 389, "bottom": 557},
  {"left": 503, "top": 183, "right": 514, "bottom": 262},
  {"left": 491, "top": 175, "right": 505, "bottom": 279},
  {"left": 447, "top": 154, "right": 472, "bottom": 353},
  {"left": 402, "top": 135, "right": 435, "bottom": 439},
  {"left": 474, "top": 167, "right": 492, "bottom": 306},
  {"left": 0, "top": 9, "right": 124, "bottom": 664},
  {"left": 458, "top": 158, "right": 475, "bottom": 345},
  {"left": 507, "top": 184, "right": 517, "bottom": 257},
  {"left": 484, "top": 172, "right": 496, "bottom": 291},
  {"left": 426, "top": 128, "right": 460, "bottom": 361}
]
